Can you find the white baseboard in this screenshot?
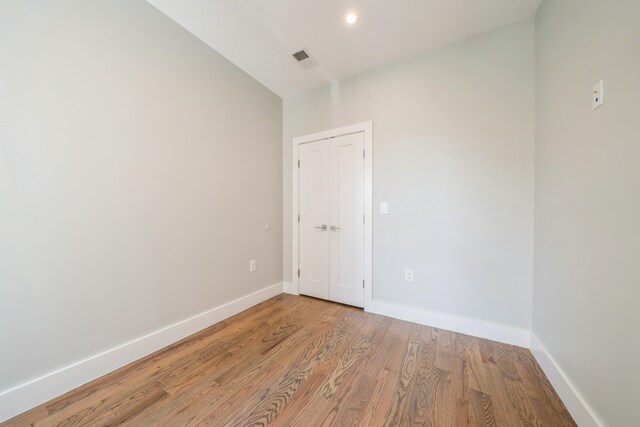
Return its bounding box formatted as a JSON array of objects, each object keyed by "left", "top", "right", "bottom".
[
  {"left": 0, "top": 282, "right": 283, "bottom": 423},
  {"left": 530, "top": 334, "right": 604, "bottom": 427},
  {"left": 366, "top": 299, "right": 530, "bottom": 348},
  {"left": 283, "top": 281, "right": 298, "bottom": 295}
]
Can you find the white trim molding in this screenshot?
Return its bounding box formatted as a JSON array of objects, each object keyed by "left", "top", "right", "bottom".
[
  {"left": 367, "top": 299, "right": 530, "bottom": 348},
  {"left": 283, "top": 281, "right": 296, "bottom": 295},
  {"left": 291, "top": 121, "right": 373, "bottom": 309},
  {"left": 0, "top": 282, "right": 283, "bottom": 423},
  {"left": 530, "top": 334, "right": 605, "bottom": 427}
]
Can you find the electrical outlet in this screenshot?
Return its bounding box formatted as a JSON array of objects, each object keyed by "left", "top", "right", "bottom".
[
  {"left": 593, "top": 80, "right": 604, "bottom": 110},
  {"left": 249, "top": 260, "right": 256, "bottom": 273},
  {"left": 404, "top": 269, "right": 413, "bottom": 283}
]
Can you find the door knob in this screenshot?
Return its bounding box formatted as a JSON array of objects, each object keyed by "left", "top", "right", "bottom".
[
  {"left": 330, "top": 225, "right": 341, "bottom": 231},
  {"left": 314, "top": 225, "right": 328, "bottom": 230}
]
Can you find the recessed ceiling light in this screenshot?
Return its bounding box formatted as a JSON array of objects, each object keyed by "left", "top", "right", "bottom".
[{"left": 345, "top": 13, "right": 358, "bottom": 24}]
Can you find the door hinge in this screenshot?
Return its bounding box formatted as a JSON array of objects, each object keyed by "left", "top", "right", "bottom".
[
  {"left": 298, "top": 214, "right": 300, "bottom": 223},
  {"left": 362, "top": 280, "right": 365, "bottom": 288},
  {"left": 298, "top": 269, "right": 300, "bottom": 277},
  {"left": 298, "top": 160, "right": 300, "bottom": 168},
  {"left": 363, "top": 214, "right": 365, "bottom": 224},
  {"left": 363, "top": 150, "right": 365, "bottom": 159}
]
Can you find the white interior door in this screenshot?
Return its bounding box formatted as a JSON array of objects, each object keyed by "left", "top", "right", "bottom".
[
  {"left": 328, "top": 133, "right": 365, "bottom": 307},
  {"left": 298, "top": 132, "right": 365, "bottom": 307},
  {"left": 299, "top": 140, "right": 329, "bottom": 300}
]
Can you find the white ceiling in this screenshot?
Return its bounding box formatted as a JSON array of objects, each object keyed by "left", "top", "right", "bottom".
[{"left": 147, "top": 0, "right": 541, "bottom": 98}]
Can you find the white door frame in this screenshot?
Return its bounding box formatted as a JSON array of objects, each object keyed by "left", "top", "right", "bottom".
[{"left": 290, "top": 121, "right": 373, "bottom": 310}]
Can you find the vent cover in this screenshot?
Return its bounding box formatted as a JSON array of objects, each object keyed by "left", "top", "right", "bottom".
[
  {"left": 292, "top": 50, "right": 309, "bottom": 62},
  {"left": 290, "top": 48, "right": 319, "bottom": 70}
]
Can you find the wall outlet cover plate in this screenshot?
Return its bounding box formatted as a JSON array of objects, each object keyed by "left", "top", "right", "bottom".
[{"left": 593, "top": 80, "right": 604, "bottom": 110}]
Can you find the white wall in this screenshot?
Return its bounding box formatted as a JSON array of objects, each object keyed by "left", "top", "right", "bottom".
[
  {"left": 0, "top": 0, "right": 282, "bottom": 393},
  {"left": 534, "top": 1, "right": 640, "bottom": 426},
  {"left": 284, "top": 20, "right": 535, "bottom": 336}
]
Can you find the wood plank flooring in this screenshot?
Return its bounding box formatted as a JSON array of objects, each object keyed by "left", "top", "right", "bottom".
[{"left": 2, "top": 294, "right": 576, "bottom": 426}]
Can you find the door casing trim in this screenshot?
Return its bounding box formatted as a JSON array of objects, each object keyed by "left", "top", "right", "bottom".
[{"left": 289, "top": 121, "right": 373, "bottom": 310}]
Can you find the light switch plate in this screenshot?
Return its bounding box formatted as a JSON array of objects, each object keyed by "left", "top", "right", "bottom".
[
  {"left": 249, "top": 260, "right": 256, "bottom": 273},
  {"left": 380, "top": 202, "right": 389, "bottom": 215},
  {"left": 593, "top": 80, "right": 604, "bottom": 110}
]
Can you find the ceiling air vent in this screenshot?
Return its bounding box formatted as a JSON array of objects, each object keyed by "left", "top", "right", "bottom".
[{"left": 290, "top": 48, "right": 319, "bottom": 71}]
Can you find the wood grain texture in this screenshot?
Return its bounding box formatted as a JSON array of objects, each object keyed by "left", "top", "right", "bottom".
[{"left": 2, "top": 295, "right": 576, "bottom": 427}]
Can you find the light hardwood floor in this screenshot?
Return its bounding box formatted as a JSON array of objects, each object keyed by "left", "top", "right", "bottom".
[{"left": 3, "top": 294, "right": 576, "bottom": 426}]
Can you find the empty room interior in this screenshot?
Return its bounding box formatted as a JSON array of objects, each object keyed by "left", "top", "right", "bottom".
[{"left": 1, "top": 0, "right": 638, "bottom": 426}]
